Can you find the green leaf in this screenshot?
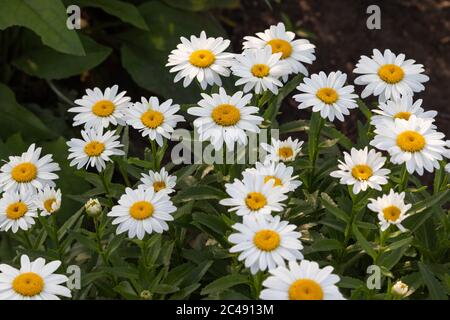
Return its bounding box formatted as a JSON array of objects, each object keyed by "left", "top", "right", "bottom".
[
  {"left": 201, "top": 274, "right": 249, "bottom": 295},
  {"left": 321, "top": 193, "right": 350, "bottom": 223},
  {"left": 0, "top": 0, "right": 84, "bottom": 55},
  {"left": 279, "top": 120, "right": 309, "bottom": 134},
  {"left": 69, "top": 0, "right": 149, "bottom": 30},
  {"left": 352, "top": 224, "right": 377, "bottom": 260},
  {"left": 0, "top": 84, "right": 56, "bottom": 141},
  {"left": 120, "top": 1, "right": 227, "bottom": 103},
  {"left": 172, "top": 185, "right": 227, "bottom": 202},
  {"left": 322, "top": 126, "right": 353, "bottom": 150},
  {"left": 307, "top": 239, "right": 342, "bottom": 253},
  {"left": 192, "top": 212, "right": 229, "bottom": 236},
  {"left": 57, "top": 206, "right": 84, "bottom": 241},
  {"left": 163, "top": 0, "right": 240, "bottom": 11},
  {"left": 153, "top": 284, "right": 179, "bottom": 294},
  {"left": 13, "top": 35, "right": 112, "bottom": 80},
  {"left": 338, "top": 276, "right": 365, "bottom": 289},
  {"left": 418, "top": 262, "right": 447, "bottom": 300},
  {"left": 308, "top": 112, "right": 324, "bottom": 163}
]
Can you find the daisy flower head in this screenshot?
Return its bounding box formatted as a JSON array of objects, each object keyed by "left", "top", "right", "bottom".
[
  {"left": 261, "top": 137, "right": 304, "bottom": 162},
  {"left": 166, "top": 31, "right": 234, "bottom": 90},
  {"left": 67, "top": 128, "right": 125, "bottom": 172},
  {"left": 188, "top": 87, "right": 263, "bottom": 151},
  {"left": 69, "top": 85, "right": 131, "bottom": 129},
  {"left": 0, "top": 255, "right": 71, "bottom": 300},
  {"left": 0, "top": 190, "right": 37, "bottom": 233},
  {"left": 242, "top": 22, "right": 316, "bottom": 81},
  {"left": 219, "top": 171, "right": 287, "bottom": 218},
  {"left": 231, "top": 46, "right": 290, "bottom": 94},
  {"left": 330, "top": 147, "right": 390, "bottom": 194},
  {"left": 371, "top": 95, "right": 438, "bottom": 128},
  {"left": 108, "top": 187, "right": 176, "bottom": 240},
  {"left": 34, "top": 186, "right": 62, "bottom": 216},
  {"left": 245, "top": 160, "right": 302, "bottom": 193},
  {"left": 353, "top": 49, "right": 429, "bottom": 102},
  {"left": 0, "top": 144, "right": 60, "bottom": 194},
  {"left": 370, "top": 115, "right": 447, "bottom": 175},
  {"left": 139, "top": 167, "right": 176, "bottom": 194},
  {"left": 260, "top": 260, "right": 345, "bottom": 300},
  {"left": 293, "top": 71, "right": 359, "bottom": 122},
  {"left": 368, "top": 189, "right": 412, "bottom": 232},
  {"left": 126, "top": 97, "right": 184, "bottom": 146},
  {"left": 228, "top": 215, "right": 303, "bottom": 274}
]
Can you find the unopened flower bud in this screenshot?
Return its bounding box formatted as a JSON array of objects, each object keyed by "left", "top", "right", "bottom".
[
  {"left": 391, "top": 280, "right": 409, "bottom": 297},
  {"left": 85, "top": 198, "right": 102, "bottom": 217},
  {"left": 140, "top": 290, "right": 152, "bottom": 300}
]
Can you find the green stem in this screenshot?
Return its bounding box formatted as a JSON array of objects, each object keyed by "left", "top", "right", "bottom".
[
  {"left": 308, "top": 117, "right": 325, "bottom": 191},
  {"left": 252, "top": 272, "right": 264, "bottom": 299},
  {"left": 100, "top": 171, "right": 113, "bottom": 207},
  {"left": 51, "top": 215, "right": 65, "bottom": 266},
  {"left": 23, "top": 232, "right": 33, "bottom": 249},
  {"left": 150, "top": 139, "right": 158, "bottom": 170},
  {"left": 375, "top": 228, "right": 388, "bottom": 265},
  {"left": 399, "top": 164, "right": 409, "bottom": 191},
  {"left": 93, "top": 215, "right": 118, "bottom": 286}
]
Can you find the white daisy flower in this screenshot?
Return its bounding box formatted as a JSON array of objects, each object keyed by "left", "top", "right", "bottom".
[
  {"left": 228, "top": 215, "right": 303, "bottom": 274},
  {"left": 108, "top": 187, "right": 176, "bottom": 240},
  {"left": 371, "top": 95, "right": 437, "bottom": 128},
  {"left": 0, "top": 191, "right": 37, "bottom": 233},
  {"left": 67, "top": 128, "right": 125, "bottom": 172},
  {"left": 243, "top": 22, "right": 315, "bottom": 81},
  {"left": 293, "top": 71, "right": 359, "bottom": 122},
  {"left": 330, "top": 147, "right": 390, "bottom": 194},
  {"left": 139, "top": 167, "right": 176, "bottom": 194},
  {"left": 0, "top": 255, "right": 71, "bottom": 300},
  {"left": 219, "top": 171, "right": 287, "bottom": 218},
  {"left": 125, "top": 97, "right": 184, "bottom": 146},
  {"left": 353, "top": 49, "right": 429, "bottom": 102},
  {"left": 188, "top": 87, "right": 263, "bottom": 150},
  {"left": 245, "top": 160, "right": 302, "bottom": 193},
  {"left": 368, "top": 189, "right": 412, "bottom": 232},
  {"left": 260, "top": 260, "right": 345, "bottom": 300},
  {"left": 166, "top": 31, "right": 234, "bottom": 89},
  {"left": 370, "top": 116, "right": 447, "bottom": 175},
  {"left": 69, "top": 85, "right": 131, "bottom": 129},
  {"left": 34, "top": 186, "right": 62, "bottom": 216},
  {"left": 261, "top": 137, "right": 304, "bottom": 162},
  {"left": 231, "top": 46, "right": 290, "bottom": 94},
  {"left": 0, "top": 144, "right": 60, "bottom": 194}
]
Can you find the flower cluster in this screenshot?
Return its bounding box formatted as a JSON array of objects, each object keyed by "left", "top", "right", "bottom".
[{"left": 1, "top": 21, "right": 449, "bottom": 301}]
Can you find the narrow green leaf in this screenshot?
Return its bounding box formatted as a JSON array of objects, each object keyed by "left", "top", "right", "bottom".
[{"left": 201, "top": 274, "right": 249, "bottom": 295}]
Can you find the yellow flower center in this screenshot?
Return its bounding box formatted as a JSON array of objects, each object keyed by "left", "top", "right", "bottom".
[
  {"left": 264, "top": 175, "right": 283, "bottom": 186},
  {"left": 396, "top": 131, "right": 426, "bottom": 152},
  {"left": 11, "top": 162, "right": 37, "bottom": 183},
  {"left": 12, "top": 272, "right": 44, "bottom": 297},
  {"left": 129, "top": 201, "right": 154, "bottom": 220},
  {"left": 153, "top": 181, "right": 166, "bottom": 192},
  {"left": 289, "top": 279, "right": 324, "bottom": 300},
  {"left": 253, "top": 229, "right": 281, "bottom": 251},
  {"left": 351, "top": 164, "right": 373, "bottom": 181},
  {"left": 378, "top": 64, "right": 404, "bottom": 84},
  {"left": 383, "top": 205, "right": 401, "bottom": 222},
  {"left": 245, "top": 192, "right": 267, "bottom": 211},
  {"left": 267, "top": 39, "right": 293, "bottom": 59},
  {"left": 278, "top": 147, "right": 294, "bottom": 160},
  {"left": 84, "top": 141, "right": 105, "bottom": 157},
  {"left": 141, "top": 110, "right": 164, "bottom": 129},
  {"left": 6, "top": 202, "right": 28, "bottom": 220},
  {"left": 189, "top": 49, "right": 215, "bottom": 68},
  {"left": 316, "top": 87, "right": 339, "bottom": 104},
  {"left": 393, "top": 111, "right": 411, "bottom": 121},
  {"left": 44, "top": 198, "right": 57, "bottom": 213},
  {"left": 251, "top": 64, "right": 270, "bottom": 78},
  {"left": 92, "top": 100, "right": 115, "bottom": 117},
  {"left": 211, "top": 104, "right": 241, "bottom": 126}
]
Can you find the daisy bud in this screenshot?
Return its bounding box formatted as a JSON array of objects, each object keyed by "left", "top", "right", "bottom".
[
  {"left": 85, "top": 198, "right": 102, "bottom": 217},
  {"left": 391, "top": 281, "right": 409, "bottom": 297},
  {"left": 140, "top": 290, "right": 152, "bottom": 300}
]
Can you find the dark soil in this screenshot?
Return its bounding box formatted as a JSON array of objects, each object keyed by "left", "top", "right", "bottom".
[{"left": 227, "top": 0, "right": 450, "bottom": 137}]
